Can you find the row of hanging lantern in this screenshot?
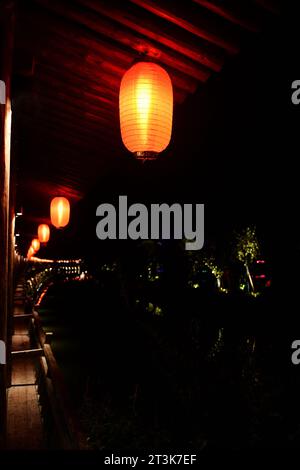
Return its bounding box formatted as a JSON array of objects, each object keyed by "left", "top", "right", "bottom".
[
  {"left": 26, "top": 60, "right": 172, "bottom": 258},
  {"left": 27, "top": 197, "right": 70, "bottom": 259},
  {"left": 27, "top": 238, "right": 40, "bottom": 259}
]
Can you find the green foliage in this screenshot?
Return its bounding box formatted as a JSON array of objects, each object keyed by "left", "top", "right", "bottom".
[
  {"left": 202, "top": 255, "right": 224, "bottom": 280},
  {"left": 234, "top": 226, "right": 260, "bottom": 267},
  {"left": 187, "top": 250, "right": 223, "bottom": 284}
]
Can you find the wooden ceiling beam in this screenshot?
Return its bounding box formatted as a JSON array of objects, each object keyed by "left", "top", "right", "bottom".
[
  {"left": 36, "top": 55, "right": 187, "bottom": 104},
  {"left": 24, "top": 116, "right": 116, "bottom": 155},
  {"left": 43, "top": 104, "right": 115, "bottom": 136},
  {"left": 43, "top": 122, "right": 116, "bottom": 152},
  {"left": 24, "top": 86, "right": 115, "bottom": 129},
  {"left": 76, "top": 0, "right": 224, "bottom": 72},
  {"left": 19, "top": 118, "right": 113, "bottom": 160},
  {"left": 129, "top": 0, "right": 240, "bottom": 54},
  {"left": 35, "top": 61, "right": 118, "bottom": 101},
  {"left": 192, "top": 0, "right": 261, "bottom": 33},
  {"left": 32, "top": 0, "right": 212, "bottom": 83},
  {"left": 36, "top": 53, "right": 122, "bottom": 97},
  {"left": 37, "top": 26, "right": 187, "bottom": 101},
  {"left": 20, "top": 148, "right": 103, "bottom": 184},
  {"left": 19, "top": 5, "right": 134, "bottom": 69},
  {"left": 21, "top": 106, "right": 115, "bottom": 145},
  {"left": 19, "top": 150, "right": 88, "bottom": 184},
  {"left": 35, "top": 67, "right": 117, "bottom": 116},
  {"left": 18, "top": 107, "right": 121, "bottom": 153},
  {"left": 254, "top": 0, "right": 281, "bottom": 15},
  {"left": 20, "top": 172, "right": 88, "bottom": 198},
  {"left": 36, "top": 41, "right": 199, "bottom": 95}
]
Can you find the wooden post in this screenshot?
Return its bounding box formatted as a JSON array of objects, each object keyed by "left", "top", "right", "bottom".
[
  {"left": 0, "top": 0, "right": 14, "bottom": 449},
  {"left": 6, "top": 147, "right": 17, "bottom": 388}
]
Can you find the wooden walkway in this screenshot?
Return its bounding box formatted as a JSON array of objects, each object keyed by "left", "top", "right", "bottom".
[{"left": 6, "top": 281, "right": 44, "bottom": 449}]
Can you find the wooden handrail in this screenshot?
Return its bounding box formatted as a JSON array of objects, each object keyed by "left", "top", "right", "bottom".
[
  {"left": 11, "top": 348, "right": 43, "bottom": 358},
  {"left": 13, "top": 313, "right": 32, "bottom": 319},
  {"left": 31, "top": 309, "right": 86, "bottom": 449}
]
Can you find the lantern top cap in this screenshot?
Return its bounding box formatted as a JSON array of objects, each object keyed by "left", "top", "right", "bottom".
[
  {"left": 121, "top": 61, "right": 172, "bottom": 85},
  {"left": 125, "top": 60, "right": 170, "bottom": 72},
  {"left": 52, "top": 196, "right": 69, "bottom": 201}
]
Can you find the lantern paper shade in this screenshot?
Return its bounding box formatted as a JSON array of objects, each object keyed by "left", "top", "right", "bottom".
[
  {"left": 119, "top": 62, "right": 173, "bottom": 159},
  {"left": 38, "top": 224, "right": 50, "bottom": 243},
  {"left": 50, "top": 197, "right": 70, "bottom": 228},
  {"left": 31, "top": 238, "right": 40, "bottom": 252}
]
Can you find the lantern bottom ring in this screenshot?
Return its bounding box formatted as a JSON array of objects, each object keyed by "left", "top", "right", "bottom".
[{"left": 134, "top": 151, "right": 159, "bottom": 161}]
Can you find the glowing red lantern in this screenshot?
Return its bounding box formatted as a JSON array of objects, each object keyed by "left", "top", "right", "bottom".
[
  {"left": 27, "top": 246, "right": 35, "bottom": 258},
  {"left": 38, "top": 224, "right": 50, "bottom": 243},
  {"left": 119, "top": 61, "right": 173, "bottom": 160},
  {"left": 50, "top": 197, "right": 70, "bottom": 228},
  {"left": 31, "top": 238, "right": 40, "bottom": 252}
]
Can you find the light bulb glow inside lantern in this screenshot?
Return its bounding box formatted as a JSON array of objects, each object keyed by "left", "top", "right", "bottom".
[
  {"left": 50, "top": 197, "right": 70, "bottom": 228},
  {"left": 38, "top": 224, "right": 50, "bottom": 243},
  {"left": 119, "top": 62, "right": 173, "bottom": 160}
]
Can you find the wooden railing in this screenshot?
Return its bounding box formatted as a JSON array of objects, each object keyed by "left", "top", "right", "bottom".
[{"left": 30, "top": 308, "right": 86, "bottom": 450}]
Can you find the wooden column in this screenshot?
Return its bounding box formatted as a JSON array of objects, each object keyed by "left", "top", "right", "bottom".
[
  {"left": 6, "top": 181, "right": 16, "bottom": 389},
  {"left": 0, "top": 1, "right": 14, "bottom": 449}
]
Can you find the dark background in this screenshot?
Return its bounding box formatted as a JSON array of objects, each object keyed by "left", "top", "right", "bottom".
[
  {"left": 41, "top": 10, "right": 286, "bottom": 270},
  {"left": 8, "top": 1, "right": 300, "bottom": 458},
  {"left": 13, "top": 2, "right": 296, "bottom": 278}
]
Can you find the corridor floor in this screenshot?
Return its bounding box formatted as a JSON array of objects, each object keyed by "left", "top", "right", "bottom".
[{"left": 6, "top": 281, "right": 44, "bottom": 449}]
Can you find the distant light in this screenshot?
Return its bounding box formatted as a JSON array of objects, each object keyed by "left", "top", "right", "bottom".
[{"left": 256, "top": 260, "right": 266, "bottom": 264}]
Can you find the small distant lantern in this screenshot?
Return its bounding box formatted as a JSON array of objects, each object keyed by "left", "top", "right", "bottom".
[
  {"left": 38, "top": 224, "right": 50, "bottom": 243},
  {"left": 50, "top": 197, "right": 70, "bottom": 228},
  {"left": 28, "top": 246, "right": 35, "bottom": 258},
  {"left": 31, "top": 238, "right": 40, "bottom": 252},
  {"left": 119, "top": 61, "right": 173, "bottom": 160}
]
